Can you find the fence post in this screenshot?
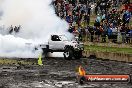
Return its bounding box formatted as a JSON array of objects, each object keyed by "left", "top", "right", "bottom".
[
  {"left": 121, "top": 32, "right": 126, "bottom": 43},
  {"left": 106, "top": 35, "right": 109, "bottom": 43},
  {"left": 117, "top": 32, "right": 122, "bottom": 43}
]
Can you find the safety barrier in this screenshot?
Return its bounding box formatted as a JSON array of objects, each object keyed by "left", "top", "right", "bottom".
[{"left": 83, "top": 50, "right": 132, "bottom": 62}]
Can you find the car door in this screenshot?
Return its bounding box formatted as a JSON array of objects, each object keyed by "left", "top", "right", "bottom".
[{"left": 49, "top": 35, "right": 64, "bottom": 50}]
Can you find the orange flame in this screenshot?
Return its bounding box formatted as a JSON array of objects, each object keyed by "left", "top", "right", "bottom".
[{"left": 78, "top": 66, "right": 86, "bottom": 76}]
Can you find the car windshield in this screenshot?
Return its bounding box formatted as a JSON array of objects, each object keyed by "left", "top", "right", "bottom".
[{"left": 59, "top": 35, "right": 70, "bottom": 41}]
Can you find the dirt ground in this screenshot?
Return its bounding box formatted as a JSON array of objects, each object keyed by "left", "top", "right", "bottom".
[{"left": 0, "top": 57, "right": 132, "bottom": 88}]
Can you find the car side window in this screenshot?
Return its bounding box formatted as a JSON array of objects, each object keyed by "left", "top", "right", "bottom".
[{"left": 51, "top": 35, "right": 61, "bottom": 41}]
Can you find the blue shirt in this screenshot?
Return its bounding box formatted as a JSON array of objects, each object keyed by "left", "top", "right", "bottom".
[{"left": 107, "top": 27, "right": 112, "bottom": 35}]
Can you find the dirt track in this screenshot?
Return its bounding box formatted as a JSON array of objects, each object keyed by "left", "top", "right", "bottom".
[{"left": 0, "top": 57, "right": 132, "bottom": 88}]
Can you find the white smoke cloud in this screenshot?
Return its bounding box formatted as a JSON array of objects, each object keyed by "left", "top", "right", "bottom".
[
  {"left": 0, "top": 0, "right": 72, "bottom": 58},
  {"left": 0, "top": 34, "right": 42, "bottom": 58}
]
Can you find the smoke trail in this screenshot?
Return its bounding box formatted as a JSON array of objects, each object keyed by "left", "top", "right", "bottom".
[
  {"left": 0, "top": 0, "right": 72, "bottom": 58},
  {"left": 0, "top": 34, "right": 42, "bottom": 58}
]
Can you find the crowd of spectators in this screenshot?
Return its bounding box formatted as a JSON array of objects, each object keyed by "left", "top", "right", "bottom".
[
  {"left": 53, "top": 0, "right": 89, "bottom": 33},
  {"left": 53, "top": 0, "right": 132, "bottom": 43},
  {"left": 93, "top": 8, "right": 131, "bottom": 43}
]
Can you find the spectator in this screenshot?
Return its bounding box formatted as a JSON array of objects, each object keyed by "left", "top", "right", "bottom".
[
  {"left": 107, "top": 25, "right": 112, "bottom": 36},
  {"left": 94, "top": 14, "right": 101, "bottom": 27},
  {"left": 123, "top": 10, "right": 131, "bottom": 25}
]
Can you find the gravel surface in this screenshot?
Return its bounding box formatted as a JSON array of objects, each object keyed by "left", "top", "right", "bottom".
[{"left": 0, "top": 57, "right": 132, "bottom": 88}]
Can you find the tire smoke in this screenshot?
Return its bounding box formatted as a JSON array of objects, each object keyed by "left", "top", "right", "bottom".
[{"left": 0, "top": 0, "right": 72, "bottom": 58}]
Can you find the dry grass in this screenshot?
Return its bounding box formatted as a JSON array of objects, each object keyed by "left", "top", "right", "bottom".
[{"left": 0, "top": 59, "right": 35, "bottom": 65}]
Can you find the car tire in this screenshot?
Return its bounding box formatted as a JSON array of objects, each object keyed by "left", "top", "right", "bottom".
[{"left": 63, "top": 47, "right": 73, "bottom": 60}]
